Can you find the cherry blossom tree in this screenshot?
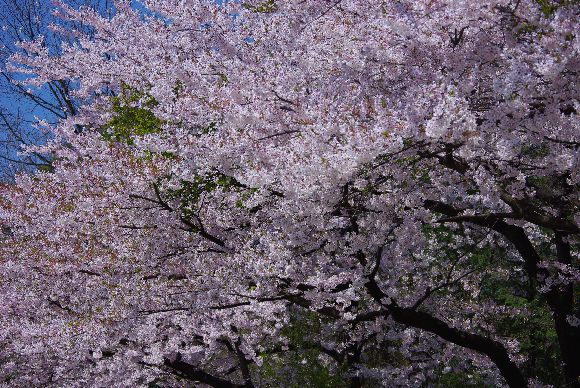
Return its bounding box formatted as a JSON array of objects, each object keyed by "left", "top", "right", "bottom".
[
  {"left": 0, "top": 0, "right": 113, "bottom": 179},
  {"left": 0, "top": 0, "right": 578, "bottom": 386}
]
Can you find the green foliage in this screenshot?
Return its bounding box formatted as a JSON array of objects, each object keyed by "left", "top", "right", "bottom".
[
  {"left": 142, "top": 150, "right": 176, "bottom": 161},
  {"left": 469, "top": 246, "right": 494, "bottom": 270},
  {"left": 419, "top": 224, "right": 564, "bottom": 385},
  {"left": 37, "top": 164, "right": 55, "bottom": 173},
  {"left": 259, "top": 350, "right": 345, "bottom": 388},
  {"left": 243, "top": 0, "right": 278, "bottom": 13},
  {"left": 172, "top": 80, "right": 184, "bottom": 99},
  {"left": 258, "top": 311, "right": 347, "bottom": 387},
  {"left": 101, "top": 85, "right": 163, "bottom": 144},
  {"left": 146, "top": 380, "right": 163, "bottom": 388},
  {"left": 535, "top": 0, "right": 579, "bottom": 17},
  {"left": 411, "top": 164, "right": 431, "bottom": 184},
  {"left": 479, "top": 278, "right": 564, "bottom": 385},
  {"left": 165, "top": 171, "right": 240, "bottom": 221},
  {"left": 422, "top": 223, "right": 455, "bottom": 245},
  {"left": 433, "top": 370, "right": 492, "bottom": 388},
  {"left": 500, "top": 299, "right": 562, "bottom": 383},
  {"left": 518, "top": 22, "right": 539, "bottom": 35},
  {"left": 201, "top": 121, "right": 218, "bottom": 134},
  {"left": 235, "top": 187, "right": 258, "bottom": 210},
  {"left": 536, "top": 0, "right": 559, "bottom": 17},
  {"left": 421, "top": 224, "right": 466, "bottom": 266},
  {"left": 521, "top": 143, "right": 550, "bottom": 158},
  {"left": 514, "top": 21, "right": 543, "bottom": 41}
]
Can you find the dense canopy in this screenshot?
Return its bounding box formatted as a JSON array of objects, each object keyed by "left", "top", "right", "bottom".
[{"left": 0, "top": 0, "right": 578, "bottom": 386}]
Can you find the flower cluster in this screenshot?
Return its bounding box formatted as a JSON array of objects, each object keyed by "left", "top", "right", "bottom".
[{"left": 1, "top": 1, "right": 578, "bottom": 386}]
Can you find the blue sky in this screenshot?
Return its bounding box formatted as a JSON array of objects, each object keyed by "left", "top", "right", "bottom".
[
  {"left": 0, "top": 0, "right": 232, "bottom": 180},
  {"left": 0, "top": 0, "right": 136, "bottom": 179}
]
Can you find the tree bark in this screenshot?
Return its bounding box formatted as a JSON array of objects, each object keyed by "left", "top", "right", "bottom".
[{"left": 364, "top": 278, "right": 528, "bottom": 388}]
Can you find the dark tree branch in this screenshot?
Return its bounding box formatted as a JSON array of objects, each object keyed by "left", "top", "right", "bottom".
[
  {"left": 425, "top": 199, "right": 579, "bottom": 386},
  {"left": 362, "top": 275, "right": 527, "bottom": 388},
  {"left": 164, "top": 354, "right": 247, "bottom": 388}
]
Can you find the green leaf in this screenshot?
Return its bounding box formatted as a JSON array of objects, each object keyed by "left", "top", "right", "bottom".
[
  {"left": 243, "top": 0, "right": 278, "bottom": 13},
  {"left": 101, "top": 85, "right": 163, "bottom": 144}
]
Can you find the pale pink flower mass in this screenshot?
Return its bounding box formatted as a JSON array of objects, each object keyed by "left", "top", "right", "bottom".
[{"left": 0, "top": 0, "right": 578, "bottom": 387}]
